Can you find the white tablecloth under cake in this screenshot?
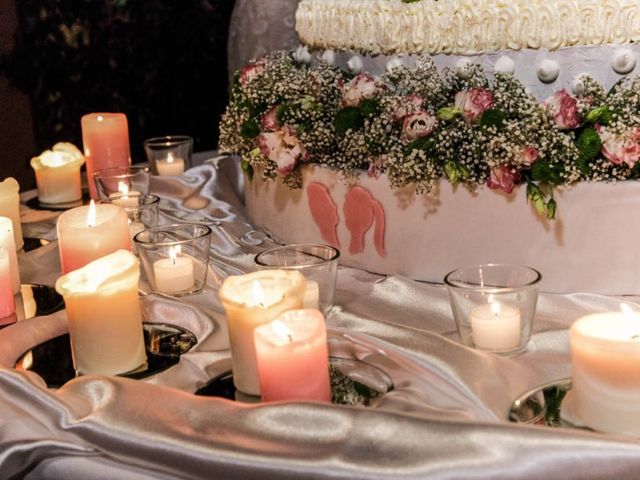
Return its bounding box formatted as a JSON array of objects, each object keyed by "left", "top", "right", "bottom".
[{"left": 2, "top": 156, "right": 640, "bottom": 480}]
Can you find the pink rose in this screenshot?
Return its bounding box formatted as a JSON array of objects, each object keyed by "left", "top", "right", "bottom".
[
  {"left": 520, "top": 146, "right": 539, "bottom": 166},
  {"left": 261, "top": 106, "right": 279, "bottom": 131},
  {"left": 487, "top": 164, "right": 521, "bottom": 194},
  {"left": 257, "top": 126, "right": 308, "bottom": 175},
  {"left": 341, "top": 73, "right": 377, "bottom": 107},
  {"left": 599, "top": 127, "right": 640, "bottom": 168},
  {"left": 402, "top": 111, "right": 437, "bottom": 142},
  {"left": 393, "top": 94, "right": 424, "bottom": 120},
  {"left": 454, "top": 88, "right": 493, "bottom": 123},
  {"left": 239, "top": 60, "right": 265, "bottom": 85},
  {"left": 367, "top": 157, "right": 385, "bottom": 178},
  {"left": 544, "top": 90, "right": 580, "bottom": 129}
]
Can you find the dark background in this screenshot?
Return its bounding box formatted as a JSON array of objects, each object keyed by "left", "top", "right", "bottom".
[{"left": 0, "top": 0, "right": 235, "bottom": 189}]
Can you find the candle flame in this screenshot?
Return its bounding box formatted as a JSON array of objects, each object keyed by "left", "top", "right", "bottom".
[
  {"left": 167, "top": 152, "right": 175, "bottom": 164},
  {"left": 621, "top": 303, "right": 635, "bottom": 317},
  {"left": 118, "top": 181, "right": 130, "bottom": 197},
  {"left": 490, "top": 301, "right": 501, "bottom": 317},
  {"left": 169, "top": 245, "right": 181, "bottom": 265},
  {"left": 86, "top": 200, "right": 97, "bottom": 227},
  {"left": 251, "top": 280, "right": 267, "bottom": 308},
  {"left": 97, "top": 115, "right": 104, "bottom": 122},
  {"left": 271, "top": 319, "right": 293, "bottom": 343}
]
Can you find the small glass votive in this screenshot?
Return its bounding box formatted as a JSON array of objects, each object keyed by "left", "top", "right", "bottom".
[
  {"left": 254, "top": 244, "right": 340, "bottom": 315},
  {"left": 134, "top": 224, "right": 212, "bottom": 296},
  {"left": 93, "top": 165, "right": 150, "bottom": 204},
  {"left": 144, "top": 135, "right": 193, "bottom": 176},
  {"left": 444, "top": 264, "right": 541, "bottom": 355},
  {"left": 104, "top": 194, "right": 159, "bottom": 250}
]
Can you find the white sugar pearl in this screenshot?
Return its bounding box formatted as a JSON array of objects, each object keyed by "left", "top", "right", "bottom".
[
  {"left": 612, "top": 48, "right": 636, "bottom": 75},
  {"left": 537, "top": 59, "right": 560, "bottom": 83},
  {"left": 494, "top": 56, "right": 515, "bottom": 75},
  {"left": 347, "top": 55, "right": 363, "bottom": 74}
]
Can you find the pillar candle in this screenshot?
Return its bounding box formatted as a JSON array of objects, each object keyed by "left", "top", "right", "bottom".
[
  {"left": 55, "top": 250, "right": 147, "bottom": 375},
  {"left": 81, "top": 113, "right": 131, "bottom": 200},
  {"left": 219, "top": 270, "right": 306, "bottom": 395},
  {"left": 254, "top": 309, "right": 331, "bottom": 402},
  {"left": 155, "top": 153, "right": 185, "bottom": 176},
  {"left": 0, "top": 217, "right": 20, "bottom": 293},
  {"left": 0, "top": 247, "right": 15, "bottom": 318},
  {"left": 570, "top": 310, "right": 640, "bottom": 436},
  {"left": 153, "top": 245, "right": 195, "bottom": 294},
  {"left": 30, "top": 142, "right": 85, "bottom": 205},
  {"left": 469, "top": 301, "right": 521, "bottom": 351},
  {"left": 0, "top": 178, "right": 23, "bottom": 250},
  {"left": 57, "top": 201, "right": 131, "bottom": 274}
]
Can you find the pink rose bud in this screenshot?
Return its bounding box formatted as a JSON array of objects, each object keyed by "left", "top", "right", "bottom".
[
  {"left": 544, "top": 89, "right": 580, "bottom": 130},
  {"left": 402, "top": 111, "right": 437, "bottom": 142},
  {"left": 239, "top": 60, "right": 266, "bottom": 86},
  {"left": 341, "top": 73, "right": 377, "bottom": 107},
  {"left": 454, "top": 88, "right": 493, "bottom": 123},
  {"left": 262, "top": 106, "right": 280, "bottom": 131},
  {"left": 487, "top": 164, "right": 521, "bottom": 194}
]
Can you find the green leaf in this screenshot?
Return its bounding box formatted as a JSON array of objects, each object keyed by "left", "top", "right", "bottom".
[
  {"left": 444, "top": 161, "right": 470, "bottom": 183},
  {"left": 240, "top": 118, "right": 260, "bottom": 139},
  {"left": 240, "top": 159, "right": 254, "bottom": 181},
  {"left": 334, "top": 106, "right": 364, "bottom": 134},
  {"left": 546, "top": 198, "right": 557, "bottom": 220},
  {"left": 405, "top": 136, "right": 434, "bottom": 154},
  {"left": 531, "top": 161, "right": 562, "bottom": 185},
  {"left": 359, "top": 98, "right": 380, "bottom": 117},
  {"left": 576, "top": 127, "right": 602, "bottom": 161},
  {"left": 436, "top": 106, "right": 462, "bottom": 121},
  {"left": 479, "top": 109, "right": 507, "bottom": 129}
]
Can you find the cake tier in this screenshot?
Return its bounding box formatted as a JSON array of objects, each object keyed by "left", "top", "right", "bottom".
[
  {"left": 245, "top": 164, "right": 640, "bottom": 295},
  {"left": 296, "top": 0, "right": 640, "bottom": 56}
]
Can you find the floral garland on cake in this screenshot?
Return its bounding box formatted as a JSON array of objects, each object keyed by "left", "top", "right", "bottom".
[{"left": 219, "top": 51, "right": 640, "bottom": 219}]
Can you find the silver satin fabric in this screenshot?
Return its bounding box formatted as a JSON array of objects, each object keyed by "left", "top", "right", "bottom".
[{"left": 3, "top": 156, "right": 640, "bottom": 479}]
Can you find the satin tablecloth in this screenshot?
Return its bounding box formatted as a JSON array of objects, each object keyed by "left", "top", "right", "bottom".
[{"left": 2, "top": 155, "right": 640, "bottom": 479}]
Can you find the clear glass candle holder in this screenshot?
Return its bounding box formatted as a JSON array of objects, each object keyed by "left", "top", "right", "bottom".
[
  {"left": 254, "top": 244, "right": 340, "bottom": 316},
  {"left": 93, "top": 165, "right": 150, "bottom": 203},
  {"left": 444, "top": 264, "right": 541, "bottom": 355},
  {"left": 144, "top": 136, "right": 193, "bottom": 176},
  {"left": 134, "top": 224, "right": 212, "bottom": 296},
  {"left": 104, "top": 194, "right": 159, "bottom": 251}
]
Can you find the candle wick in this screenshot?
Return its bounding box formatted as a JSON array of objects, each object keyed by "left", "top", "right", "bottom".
[
  {"left": 288, "top": 334, "right": 293, "bottom": 343},
  {"left": 632, "top": 334, "right": 640, "bottom": 341}
]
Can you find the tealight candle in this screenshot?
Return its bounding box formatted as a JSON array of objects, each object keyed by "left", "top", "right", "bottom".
[
  {"left": 57, "top": 200, "right": 131, "bottom": 274},
  {"left": 254, "top": 309, "right": 331, "bottom": 402},
  {"left": 155, "top": 153, "right": 185, "bottom": 176},
  {"left": 109, "top": 182, "right": 141, "bottom": 208},
  {"left": 219, "top": 270, "right": 306, "bottom": 395},
  {"left": 570, "top": 309, "right": 640, "bottom": 436},
  {"left": 0, "top": 217, "right": 20, "bottom": 293},
  {"left": 469, "top": 301, "right": 521, "bottom": 351},
  {"left": 55, "top": 250, "right": 147, "bottom": 375},
  {"left": 81, "top": 113, "right": 131, "bottom": 199},
  {"left": 153, "top": 245, "right": 195, "bottom": 294},
  {"left": 0, "top": 178, "right": 23, "bottom": 250},
  {"left": 30, "top": 143, "right": 85, "bottom": 205},
  {"left": 0, "top": 247, "right": 15, "bottom": 318}
]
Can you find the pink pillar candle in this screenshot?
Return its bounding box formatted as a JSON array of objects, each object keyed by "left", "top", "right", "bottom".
[
  {"left": 81, "top": 113, "right": 131, "bottom": 199},
  {"left": 254, "top": 309, "right": 331, "bottom": 402},
  {"left": 57, "top": 201, "right": 131, "bottom": 274},
  {"left": 0, "top": 217, "right": 20, "bottom": 294},
  {"left": 0, "top": 247, "right": 15, "bottom": 318}
]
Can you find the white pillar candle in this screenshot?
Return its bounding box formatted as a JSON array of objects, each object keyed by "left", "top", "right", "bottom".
[
  {"left": 109, "top": 182, "right": 140, "bottom": 208},
  {"left": 303, "top": 280, "right": 320, "bottom": 309},
  {"left": 0, "top": 178, "right": 23, "bottom": 250},
  {"left": 570, "top": 310, "right": 640, "bottom": 436},
  {"left": 0, "top": 247, "right": 15, "bottom": 318},
  {"left": 155, "top": 153, "right": 185, "bottom": 176},
  {"left": 55, "top": 250, "right": 147, "bottom": 375},
  {"left": 469, "top": 301, "right": 521, "bottom": 351},
  {"left": 152, "top": 245, "right": 195, "bottom": 294},
  {"left": 0, "top": 217, "right": 20, "bottom": 294},
  {"left": 57, "top": 200, "right": 132, "bottom": 274},
  {"left": 30, "top": 143, "right": 85, "bottom": 205},
  {"left": 219, "top": 270, "right": 306, "bottom": 395},
  {"left": 254, "top": 309, "right": 331, "bottom": 402}
]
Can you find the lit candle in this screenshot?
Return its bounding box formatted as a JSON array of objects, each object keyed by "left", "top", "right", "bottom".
[
  {"left": 55, "top": 250, "right": 147, "bottom": 375},
  {"left": 30, "top": 142, "right": 85, "bottom": 205},
  {"left": 152, "top": 245, "right": 195, "bottom": 294},
  {"left": 254, "top": 309, "right": 331, "bottom": 402},
  {"left": 219, "top": 270, "right": 306, "bottom": 395},
  {"left": 469, "top": 300, "right": 521, "bottom": 351},
  {"left": 109, "top": 182, "right": 141, "bottom": 208},
  {"left": 0, "top": 247, "right": 15, "bottom": 318},
  {"left": 303, "top": 280, "right": 320, "bottom": 309},
  {"left": 155, "top": 153, "right": 185, "bottom": 176},
  {"left": 0, "top": 178, "right": 23, "bottom": 250},
  {"left": 81, "top": 113, "right": 131, "bottom": 200},
  {"left": 57, "top": 200, "right": 131, "bottom": 274},
  {"left": 570, "top": 307, "right": 640, "bottom": 436},
  {"left": 0, "top": 217, "right": 20, "bottom": 293}
]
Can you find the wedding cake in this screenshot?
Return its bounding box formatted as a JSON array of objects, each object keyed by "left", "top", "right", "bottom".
[{"left": 220, "top": 0, "right": 640, "bottom": 294}]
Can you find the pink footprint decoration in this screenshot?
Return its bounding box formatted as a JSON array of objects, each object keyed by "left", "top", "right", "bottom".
[
  {"left": 343, "top": 186, "right": 386, "bottom": 257},
  {"left": 307, "top": 182, "right": 341, "bottom": 248}
]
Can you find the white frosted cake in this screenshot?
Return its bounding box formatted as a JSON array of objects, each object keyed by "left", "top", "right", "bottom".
[{"left": 220, "top": 0, "right": 640, "bottom": 294}]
